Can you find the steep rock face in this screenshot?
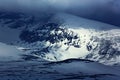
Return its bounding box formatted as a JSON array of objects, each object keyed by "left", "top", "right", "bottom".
[{"left": 20, "top": 23, "right": 80, "bottom": 46}]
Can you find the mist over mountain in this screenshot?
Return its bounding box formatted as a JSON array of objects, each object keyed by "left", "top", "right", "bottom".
[{"left": 0, "top": 0, "right": 120, "bottom": 26}]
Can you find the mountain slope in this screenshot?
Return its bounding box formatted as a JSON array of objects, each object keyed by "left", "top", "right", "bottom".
[
  {"left": 18, "top": 13, "right": 119, "bottom": 65},
  {"left": 0, "top": 12, "right": 120, "bottom": 65}
]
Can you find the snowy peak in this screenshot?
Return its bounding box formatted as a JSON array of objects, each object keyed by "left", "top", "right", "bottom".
[
  {"left": 0, "top": 12, "right": 120, "bottom": 65},
  {"left": 18, "top": 22, "right": 120, "bottom": 65}
]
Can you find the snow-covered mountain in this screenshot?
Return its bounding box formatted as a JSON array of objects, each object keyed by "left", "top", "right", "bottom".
[{"left": 0, "top": 12, "right": 120, "bottom": 65}]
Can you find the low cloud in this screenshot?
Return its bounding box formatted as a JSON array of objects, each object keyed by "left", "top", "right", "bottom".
[
  {"left": 0, "top": 0, "right": 120, "bottom": 26},
  {"left": 0, "top": 0, "right": 119, "bottom": 13}
]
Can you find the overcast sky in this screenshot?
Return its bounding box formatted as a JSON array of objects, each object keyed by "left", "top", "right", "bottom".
[{"left": 0, "top": 0, "right": 120, "bottom": 26}]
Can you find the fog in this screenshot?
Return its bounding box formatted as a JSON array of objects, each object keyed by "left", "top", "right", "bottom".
[{"left": 0, "top": 0, "right": 120, "bottom": 26}]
